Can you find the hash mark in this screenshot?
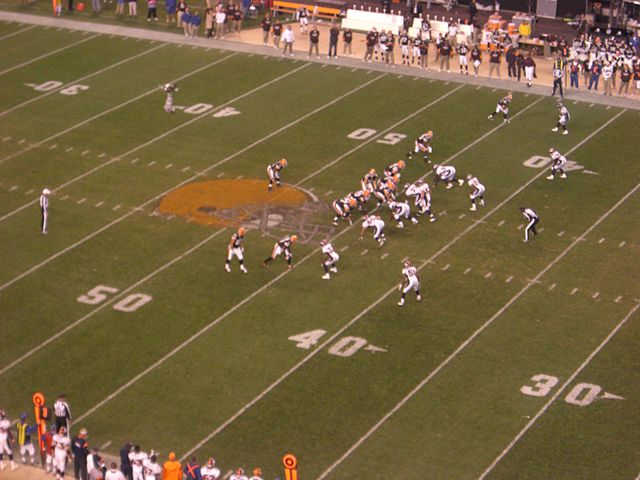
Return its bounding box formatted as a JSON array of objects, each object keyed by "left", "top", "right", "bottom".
[
  {"left": 321, "top": 64, "right": 328, "bottom": 68},
  {"left": 380, "top": 252, "right": 389, "bottom": 259},
  {"left": 81, "top": 150, "right": 90, "bottom": 156},
  {"left": 366, "top": 70, "right": 372, "bottom": 74},
  {"left": 444, "top": 81, "right": 450, "bottom": 85},
  {"left": 614, "top": 295, "right": 623, "bottom": 303},
  {"left": 505, "top": 275, "right": 513, "bottom": 283},
  {"left": 223, "top": 471, "right": 233, "bottom": 480},
  {"left": 336, "top": 66, "right": 342, "bottom": 70},
  {"left": 77, "top": 198, "right": 86, "bottom": 204},
  {"left": 413, "top": 77, "right": 419, "bottom": 81},
  {"left": 589, "top": 103, "right": 594, "bottom": 107},
  {"left": 592, "top": 292, "right": 600, "bottom": 299},
  {"left": 524, "top": 93, "right": 530, "bottom": 97},
  {"left": 60, "top": 195, "right": 69, "bottom": 201},
  {"left": 475, "top": 85, "right": 482, "bottom": 90},
  {"left": 558, "top": 231, "right": 565, "bottom": 237},
  {"left": 49, "top": 144, "right": 57, "bottom": 150},
  {"left": 65, "top": 147, "right": 74, "bottom": 152},
  {"left": 517, "top": 224, "right": 523, "bottom": 230},
  {"left": 17, "top": 139, "right": 26, "bottom": 144},
  {"left": 538, "top": 227, "right": 544, "bottom": 232},
  {"left": 441, "top": 263, "right": 450, "bottom": 271},
  {"left": 484, "top": 272, "right": 493, "bottom": 279},
  {"left": 9, "top": 186, "right": 18, "bottom": 191},
  {"left": 463, "top": 267, "right": 472, "bottom": 275},
  {"left": 165, "top": 163, "right": 173, "bottom": 169},
  {"left": 131, "top": 158, "right": 139, "bottom": 164},
  {"left": 598, "top": 237, "right": 605, "bottom": 244},
  {"left": 361, "top": 249, "right": 368, "bottom": 255},
  {"left": 491, "top": 88, "right": 497, "bottom": 92},
  {"left": 340, "top": 245, "right": 349, "bottom": 252},
  {"left": 571, "top": 287, "right": 579, "bottom": 295},
  {"left": 458, "top": 214, "right": 466, "bottom": 219},
  {"left": 2, "top": 136, "right": 11, "bottom": 142},
  {"left": 308, "top": 187, "right": 315, "bottom": 192},
  {"left": 113, "top": 204, "right": 121, "bottom": 211},
  {"left": 619, "top": 241, "right": 626, "bottom": 248},
  {"left": 497, "top": 220, "right": 505, "bottom": 226},
  {"left": 236, "top": 175, "right": 243, "bottom": 179},
  {"left": 606, "top": 105, "right": 611, "bottom": 110},
  {"left": 548, "top": 283, "right": 556, "bottom": 291},
  {"left": 429, "top": 79, "right": 435, "bottom": 83},
  {"left": 217, "top": 172, "right": 225, "bottom": 178},
  {"left": 147, "top": 161, "right": 156, "bottom": 166},
  {"left": 182, "top": 167, "right": 190, "bottom": 172},
  {"left": 351, "top": 68, "right": 357, "bottom": 72},
  {"left": 94, "top": 201, "right": 103, "bottom": 207},
  {"left": 98, "top": 153, "right": 106, "bottom": 158},
  {"left": 25, "top": 189, "right": 34, "bottom": 194},
  {"left": 573, "top": 100, "right": 578, "bottom": 105},
  {"left": 324, "top": 190, "right": 333, "bottom": 196}
]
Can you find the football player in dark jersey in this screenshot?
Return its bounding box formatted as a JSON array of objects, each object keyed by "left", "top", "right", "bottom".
[
  {"left": 263, "top": 235, "right": 298, "bottom": 269},
  {"left": 457, "top": 41, "right": 470, "bottom": 74},
  {"left": 399, "top": 30, "right": 410, "bottom": 65},
  {"left": 488, "top": 92, "right": 512, "bottom": 123},
  {"left": 364, "top": 28, "right": 377, "bottom": 62},
  {"left": 470, "top": 44, "right": 482, "bottom": 77},
  {"left": 267, "top": 158, "right": 287, "bottom": 190},
  {"left": 225, "top": 227, "right": 248, "bottom": 273},
  {"left": 407, "top": 130, "right": 433, "bottom": 162}
]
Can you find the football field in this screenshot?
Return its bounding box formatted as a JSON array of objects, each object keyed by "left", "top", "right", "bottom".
[{"left": 0, "top": 19, "right": 639, "bottom": 479}]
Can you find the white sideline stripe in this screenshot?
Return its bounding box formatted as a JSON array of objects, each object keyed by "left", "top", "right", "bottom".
[
  {"left": 0, "top": 229, "right": 227, "bottom": 376},
  {"left": 0, "top": 43, "right": 166, "bottom": 117},
  {"left": 0, "top": 73, "right": 386, "bottom": 372},
  {"left": 178, "top": 95, "right": 552, "bottom": 461},
  {"left": 315, "top": 111, "right": 629, "bottom": 480},
  {"left": 0, "top": 63, "right": 313, "bottom": 291},
  {"left": 0, "top": 24, "right": 37, "bottom": 40},
  {"left": 0, "top": 52, "right": 239, "bottom": 168},
  {"left": 297, "top": 84, "right": 465, "bottom": 185},
  {"left": 0, "top": 34, "right": 100, "bottom": 76},
  {"left": 479, "top": 300, "right": 640, "bottom": 480}
]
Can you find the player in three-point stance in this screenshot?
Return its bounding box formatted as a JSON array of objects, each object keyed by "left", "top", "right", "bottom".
[
  {"left": 225, "top": 227, "right": 248, "bottom": 273},
  {"left": 267, "top": 158, "right": 287, "bottom": 190},
  {"left": 160, "top": 82, "right": 178, "bottom": 113},
  {"left": 433, "top": 164, "right": 465, "bottom": 189},
  {"left": 360, "top": 214, "right": 386, "bottom": 247},
  {"left": 407, "top": 130, "right": 433, "bottom": 163},
  {"left": 40, "top": 188, "right": 51, "bottom": 235},
  {"left": 520, "top": 207, "right": 539, "bottom": 243},
  {"left": 552, "top": 102, "right": 570, "bottom": 135},
  {"left": 467, "top": 174, "right": 486, "bottom": 211},
  {"left": 488, "top": 92, "right": 512, "bottom": 123},
  {"left": 263, "top": 234, "right": 297, "bottom": 269},
  {"left": 547, "top": 147, "right": 568, "bottom": 180},
  {"left": 332, "top": 196, "right": 356, "bottom": 225},
  {"left": 0, "top": 410, "right": 17, "bottom": 471},
  {"left": 387, "top": 200, "right": 418, "bottom": 228},
  {"left": 320, "top": 239, "right": 339, "bottom": 279},
  {"left": 398, "top": 259, "right": 421, "bottom": 306}
]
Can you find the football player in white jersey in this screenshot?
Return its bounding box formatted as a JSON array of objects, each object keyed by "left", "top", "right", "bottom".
[
  {"left": 225, "top": 227, "right": 248, "bottom": 273},
  {"left": 552, "top": 102, "right": 570, "bottom": 134},
  {"left": 201, "top": 458, "right": 221, "bottom": 480},
  {"left": 387, "top": 200, "right": 418, "bottom": 228},
  {"left": 263, "top": 235, "right": 298, "bottom": 269},
  {"left": 332, "top": 196, "right": 356, "bottom": 225},
  {"left": 129, "top": 445, "right": 148, "bottom": 480},
  {"left": 248, "top": 467, "right": 263, "bottom": 480},
  {"left": 0, "top": 410, "right": 17, "bottom": 471},
  {"left": 547, "top": 147, "right": 568, "bottom": 180},
  {"left": 360, "top": 215, "right": 386, "bottom": 246},
  {"left": 52, "top": 426, "right": 71, "bottom": 480},
  {"left": 40, "top": 188, "right": 51, "bottom": 235},
  {"left": 404, "top": 180, "right": 436, "bottom": 222},
  {"left": 267, "top": 158, "right": 288, "bottom": 190},
  {"left": 143, "top": 454, "right": 162, "bottom": 480},
  {"left": 398, "top": 260, "right": 421, "bottom": 306},
  {"left": 407, "top": 130, "right": 433, "bottom": 162},
  {"left": 467, "top": 174, "right": 486, "bottom": 211},
  {"left": 230, "top": 467, "right": 249, "bottom": 480},
  {"left": 160, "top": 83, "right": 178, "bottom": 113},
  {"left": 520, "top": 207, "right": 539, "bottom": 243},
  {"left": 433, "top": 164, "right": 465, "bottom": 189},
  {"left": 321, "top": 239, "right": 340, "bottom": 279}
]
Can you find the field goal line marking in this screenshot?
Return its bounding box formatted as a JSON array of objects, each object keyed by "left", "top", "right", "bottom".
[
  {"left": 65, "top": 76, "right": 463, "bottom": 424},
  {"left": 316, "top": 110, "right": 629, "bottom": 480},
  {"left": 0, "top": 72, "right": 389, "bottom": 373},
  {"left": 479, "top": 301, "right": 640, "bottom": 480},
  {"left": 176, "top": 96, "right": 551, "bottom": 461},
  {"left": 0, "top": 33, "right": 100, "bottom": 77},
  {"left": 0, "top": 50, "right": 238, "bottom": 169},
  {"left": 0, "top": 24, "right": 37, "bottom": 40},
  {"left": 0, "top": 43, "right": 167, "bottom": 118},
  {"left": 0, "top": 61, "right": 311, "bottom": 291}
]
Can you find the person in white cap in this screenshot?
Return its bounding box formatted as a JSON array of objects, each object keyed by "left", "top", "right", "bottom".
[{"left": 40, "top": 188, "right": 51, "bottom": 234}]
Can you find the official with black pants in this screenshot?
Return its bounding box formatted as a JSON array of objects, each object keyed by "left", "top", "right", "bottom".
[
  {"left": 520, "top": 207, "right": 539, "bottom": 243},
  {"left": 552, "top": 64, "right": 564, "bottom": 97}
]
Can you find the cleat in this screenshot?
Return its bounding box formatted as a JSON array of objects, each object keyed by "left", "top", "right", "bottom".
[
  {"left": 446, "top": 183, "right": 453, "bottom": 190},
  {"left": 458, "top": 179, "right": 465, "bottom": 186},
  {"left": 429, "top": 217, "right": 436, "bottom": 223},
  {"left": 322, "top": 273, "right": 331, "bottom": 280},
  {"left": 329, "top": 267, "right": 338, "bottom": 273},
  {"left": 562, "top": 130, "right": 568, "bottom": 135},
  {"left": 488, "top": 115, "right": 493, "bottom": 120},
  {"left": 396, "top": 222, "right": 404, "bottom": 229},
  {"left": 560, "top": 173, "right": 567, "bottom": 178},
  {"left": 240, "top": 265, "right": 248, "bottom": 273},
  {"left": 479, "top": 199, "right": 485, "bottom": 207},
  {"left": 397, "top": 299, "right": 404, "bottom": 306},
  {"left": 470, "top": 204, "right": 477, "bottom": 211},
  {"left": 411, "top": 217, "right": 419, "bottom": 224},
  {"left": 552, "top": 127, "right": 558, "bottom": 132},
  {"left": 332, "top": 221, "right": 338, "bottom": 226},
  {"left": 416, "top": 295, "right": 422, "bottom": 302},
  {"left": 546, "top": 175, "right": 554, "bottom": 180},
  {"left": 224, "top": 264, "right": 231, "bottom": 272}
]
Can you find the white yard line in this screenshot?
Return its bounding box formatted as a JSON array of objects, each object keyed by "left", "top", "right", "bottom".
[
  {"left": 297, "top": 84, "right": 465, "bottom": 185},
  {"left": 319, "top": 170, "right": 639, "bottom": 480},
  {"left": 0, "top": 73, "right": 386, "bottom": 371},
  {"left": 0, "top": 51, "right": 239, "bottom": 168},
  {"left": 0, "top": 24, "right": 37, "bottom": 40},
  {"left": 0, "top": 33, "right": 100, "bottom": 76},
  {"left": 479, "top": 300, "right": 640, "bottom": 480},
  {"left": 0, "top": 229, "right": 227, "bottom": 376},
  {"left": 0, "top": 43, "right": 167, "bottom": 117}
]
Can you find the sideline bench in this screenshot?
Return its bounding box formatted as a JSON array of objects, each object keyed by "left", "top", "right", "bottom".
[{"left": 272, "top": 0, "right": 343, "bottom": 20}]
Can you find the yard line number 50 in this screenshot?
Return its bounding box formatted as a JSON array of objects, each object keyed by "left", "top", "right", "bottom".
[
  {"left": 347, "top": 128, "right": 407, "bottom": 145},
  {"left": 77, "top": 285, "right": 153, "bottom": 313}
]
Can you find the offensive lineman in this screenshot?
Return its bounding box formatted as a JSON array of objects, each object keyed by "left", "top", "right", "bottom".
[
  {"left": 160, "top": 83, "right": 178, "bottom": 113},
  {"left": 332, "top": 196, "right": 356, "bottom": 225},
  {"left": 407, "top": 130, "right": 433, "bottom": 162},
  {"left": 520, "top": 207, "right": 539, "bottom": 243},
  {"left": 263, "top": 235, "right": 298, "bottom": 269},
  {"left": 52, "top": 426, "right": 71, "bottom": 480},
  {"left": 225, "top": 227, "right": 248, "bottom": 273},
  {"left": 398, "top": 260, "right": 421, "bottom": 306},
  {"left": 320, "top": 239, "right": 339, "bottom": 279},
  {"left": 388, "top": 200, "right": 418, "bottom": 228},
  {"left": 467, "top": 174, "right": 486, "bottom": 211},
  {"left": 267, "top": 158, "right": 288, "bottom": 190},
  {"left": 360, "top": 215, "right": 386, "bottom": 246},
  {"left": 547, "top": 147, "right": 568, "bottom": 180},
  {"left": 40, "top": 188, "right": 51, "bottom": 235},
  {"left": 0, "top": 410, "right": 17, "bottom": 471},
  {"left": 433, "top": 164, "right": 465, "bottom": 189},
  {"left": 488, "top": 92, "right": 512, "bottom": 123},
  {"left": 552, "top": 102, "right": 570, "bottom": 135}
]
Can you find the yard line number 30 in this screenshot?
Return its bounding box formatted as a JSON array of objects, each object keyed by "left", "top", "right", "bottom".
[
  {"left": 520, "top": 373, "right": 606, "bottom": 407},
  {"left": 77, "top": 285, "right": 153, "bottom": 313}
]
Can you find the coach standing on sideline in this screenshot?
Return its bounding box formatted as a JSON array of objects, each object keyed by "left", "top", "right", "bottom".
[
  {"left": 72, "top": 429, "right": 90, "bottom": 480},
  {"left": 520, "top": 207, "right": 539, "bottom": 243},
  {"left": 54, "top": 394, "right": 71, "bottom": 434},
  {"left": 40, "top": 188, "right": 51, "bottom": 235}
]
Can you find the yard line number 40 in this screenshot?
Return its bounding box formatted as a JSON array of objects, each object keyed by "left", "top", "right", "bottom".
[
  {"left": 289, "top": 330, "right": 386, "bottom": 358},
  {"left": 77, "top": 285, "right": 153, "bottom": 313}
]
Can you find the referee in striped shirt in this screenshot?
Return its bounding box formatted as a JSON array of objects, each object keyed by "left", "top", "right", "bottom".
[
  {"left": 40, "top": 188, "right": 51, "bottom": 235},
  {"left": 520, "top": 207, "right": 539, "bottom": 243},
  {"left": 53, "top": 394, "right": 71, "bottom": 434}
]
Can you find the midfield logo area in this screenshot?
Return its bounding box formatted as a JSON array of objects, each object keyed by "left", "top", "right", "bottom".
[{"left": 158, "top": 179, "right": 331, "bottom": 242}]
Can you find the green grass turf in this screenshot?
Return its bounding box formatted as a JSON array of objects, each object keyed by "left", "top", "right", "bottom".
[{"left": 0, "top": 22, "right": 638, "bottom": 479}]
